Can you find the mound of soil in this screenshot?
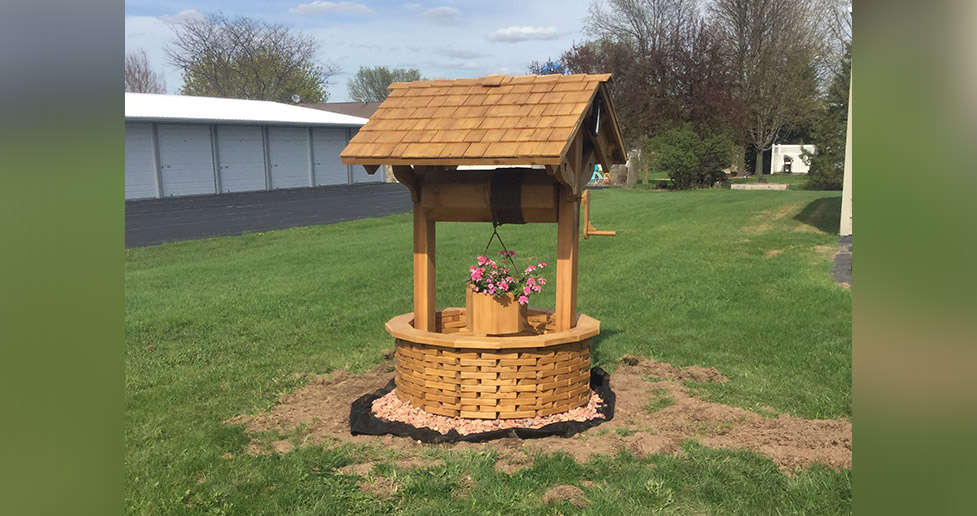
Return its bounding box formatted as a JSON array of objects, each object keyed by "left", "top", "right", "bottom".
[
  {"left": 227, "top": 356, "right": 850, "bottom": 472},
  {"left": 543, "top": 485, "right": 589, "bottom": 508}
]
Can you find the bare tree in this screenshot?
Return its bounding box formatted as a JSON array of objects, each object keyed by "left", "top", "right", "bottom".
[
  {"left": 813, "top": 0, "right": 852, "bottom": 76},
  {"left": 347, "top": 66, "right": 424, "bottom": 102},
  {"left": 166, "top": 13, "right": 339, "bottom": 103},
  {"left": 576, "top": 1, "right": 737, "bottom": 148},
  {"left": 125, "top": 50, "right": 167, "bottom": 94},
  {"left": 586, "top": 0, "right": 700, "bottom": 56},
  {"left": 710, "top": 0, "right": 822, "bottom": 176}
]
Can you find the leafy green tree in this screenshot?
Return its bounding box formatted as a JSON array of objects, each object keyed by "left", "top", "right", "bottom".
[
  {"left": 347, "top": 66, "right": 424, "bottom": 102},
  {"left": 167, "top": 13, "right": 337, "bottom": 103},
  {"left": 649, "top": 123, "right": 735, "bottom": 190},
  {"left": 803, "top": 43, "right": 851, "bottom": 190}
]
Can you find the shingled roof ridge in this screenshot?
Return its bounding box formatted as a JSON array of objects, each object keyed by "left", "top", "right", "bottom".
[{"left": 388, "top": 73, "right": 612, "bottom": 90}]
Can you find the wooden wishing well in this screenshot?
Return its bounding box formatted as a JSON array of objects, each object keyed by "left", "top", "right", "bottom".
[{"left": 341, "top": 74, "right": 626, "bottom": 419}]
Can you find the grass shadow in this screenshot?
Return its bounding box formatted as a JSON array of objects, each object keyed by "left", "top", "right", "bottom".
[
  {"left": 589, "top": 327, "right": 621, "bottom": 366},
  {"left": 793, "top": 196, "right": 842, "bottom": 234}
]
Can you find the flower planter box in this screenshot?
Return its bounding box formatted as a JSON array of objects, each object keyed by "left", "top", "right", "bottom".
[{"left": 465, "top": 285, "right": 528, "bottom": 336}]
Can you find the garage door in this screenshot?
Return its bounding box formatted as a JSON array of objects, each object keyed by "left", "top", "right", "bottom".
[
  {"left": 217, "top": 125, "right": 266, "bottom": 193},
  {"left": 156, "top": 124, "right": 216, "bottom": 197},
  {"left": 125, "top": 122, "right": 158, "bottom": 199},
  {"left": 312, "top": 127, "right": 349, "bottom": 186},
  {"left": 268, "top": 126, "right": 311, "bottom": 189},
  {"left": 349, "top": 128, "right": 382, "bottom": 183}
]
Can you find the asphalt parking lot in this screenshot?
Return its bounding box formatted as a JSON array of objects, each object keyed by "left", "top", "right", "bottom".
[{"left": 125, "top": 183, "right": 413, "bottom": 248}]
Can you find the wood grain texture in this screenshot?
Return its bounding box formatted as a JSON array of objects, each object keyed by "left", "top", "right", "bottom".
[
  {"left": 385, "top": 308, "right": 599, "bottom": 350},
  {"left": 340, "top": 74, "right": 626, "bottom": 166},
  {"left": 555, "top": 186, "right": 580, "bottom": 331},
  {"left": 418, "top": 168, "right": 559, "bottom": 223},
  {"left": 412, "top": 202, "right": 436, "bottom": 331},
  {"left": 465, "top": 285, "right": 528, "bottom": 336},
  {"left": 394, "top": 336, "right": 592, "bottom": 419}
]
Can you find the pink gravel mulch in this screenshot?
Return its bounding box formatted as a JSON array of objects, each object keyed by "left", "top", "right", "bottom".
[{"left": 370, "top": 390, "right": 606, "bottom": 436}]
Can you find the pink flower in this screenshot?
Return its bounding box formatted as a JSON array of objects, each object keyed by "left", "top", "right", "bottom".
[
  {"left": 517, "top": 295, "right": 529, "bottom": 305},
  {"left": 538, "top": 262, "right": 547, "bottom": 268},
  {"left": 532, "top": 284, "right": 541, "bottom": 292},
  {"left": 527, "top": 277, "right": 536, "bottom": 287},
  {"left": 498, "top": 281, "right": 508, "bottom": 290},
  {"left": 524, "top": 265, "right": 536, "bottom": 274},
  {"left": 538, "top": 277, "right": 547, "bottom": 285},
  {"left": 523, "top": 286, "right": 531, "bottom": 295},
  {"left": 477, "top": 256, "right": 488, "bottom": 265}
]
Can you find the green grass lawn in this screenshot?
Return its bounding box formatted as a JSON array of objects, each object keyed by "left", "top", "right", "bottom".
[
  {"left": 731, "top": 173, "right": 812, "bottom": 186},
  {"left": 636, "top": 172, "right": 811, "bottom": 188},
  {"left": 126, "top": 187, "right": 851, "bottom": 514}
]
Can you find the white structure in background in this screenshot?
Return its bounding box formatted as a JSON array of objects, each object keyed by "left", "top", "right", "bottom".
[
  {"left": 770, "top": 144, "right": 815, "bottom": 174},
  {"left": 840, "top": 86, "right": 853, "bottom": 236},
  {"left": 124, "top": 93, "right": 373, "bottom": 200}
]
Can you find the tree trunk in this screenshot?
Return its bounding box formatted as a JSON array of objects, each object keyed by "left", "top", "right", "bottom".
[
  {"left": 737, "top": 147, "right": 747, "bottom": 177},
  {"left": 642, "top": 166, "right": 648, "bottom": 185},
  {"left": 754, "top": 148, "right": 764, "bottom": 177}
]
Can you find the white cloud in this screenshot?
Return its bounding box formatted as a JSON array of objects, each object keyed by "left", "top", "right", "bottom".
[
  {"left": 487, "top": 26, "right": 563, "bottom": 43},
  {"left": 423, "top": 6, "right": 461, "bottom": 25},
  {"left": 403, "top": 2, "right": 423, "bottom": 11},
  {"left": 289, "top": 2, "right": 374, "bottom": 15},
  {"left": 159, "top": 9, "right": 206, "bottom": 25}
]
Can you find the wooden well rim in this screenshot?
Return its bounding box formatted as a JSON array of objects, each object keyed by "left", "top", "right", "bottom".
[{"left": 385, "top": 307, "right": 600, "bottom": 350}]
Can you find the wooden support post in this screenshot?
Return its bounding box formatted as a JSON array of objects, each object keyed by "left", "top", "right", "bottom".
[
  {"left": 556, "top": 185, "right": 579, "bottom": 331},
  {"left": 413, "top": 200, "right": 436, "bottom": 331}
]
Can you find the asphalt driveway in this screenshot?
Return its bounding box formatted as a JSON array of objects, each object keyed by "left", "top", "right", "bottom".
[{"left": 125, "top": 183, "right": 413, "bottom": 248}]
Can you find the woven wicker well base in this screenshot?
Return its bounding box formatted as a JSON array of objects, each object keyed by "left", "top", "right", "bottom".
[{"left": 386, "top": 308, "right": 600, "bottom": 419}]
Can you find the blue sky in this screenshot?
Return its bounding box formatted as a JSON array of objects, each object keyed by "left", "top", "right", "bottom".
[{"left": 125, "top": 1, "right": 595, "bottom": 102}]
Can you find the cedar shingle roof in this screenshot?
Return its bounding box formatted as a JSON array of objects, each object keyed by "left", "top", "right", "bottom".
[{"left": 340, "top": 74, "right": 622, "bottom": 166}]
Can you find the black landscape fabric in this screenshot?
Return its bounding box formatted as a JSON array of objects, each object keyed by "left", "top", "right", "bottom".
[{"left": 349, "top": 367, "right": 615, "bottom": 443}]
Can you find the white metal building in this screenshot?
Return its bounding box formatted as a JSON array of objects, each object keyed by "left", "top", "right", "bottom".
[
  {"left": 770, "top": 144, "right": 816, "bottom": 174},
  {"left": 124, "top": 93, "right": 374, "bottom": 200}
]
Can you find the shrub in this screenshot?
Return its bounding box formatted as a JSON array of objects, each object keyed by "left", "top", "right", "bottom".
[
  {"left": 647, "top": 123, "right": 734, "bottom": 190},
  {"left": 803, "top": 43, "right": 851, "bottom": 190}
]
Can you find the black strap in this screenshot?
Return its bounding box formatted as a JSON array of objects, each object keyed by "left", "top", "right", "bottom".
[
  {"left": 482, "top": 168, "right": 525, "bottom": 267},
  {"left": 490, "top": 169, "right": 525, "bottom": 225}
]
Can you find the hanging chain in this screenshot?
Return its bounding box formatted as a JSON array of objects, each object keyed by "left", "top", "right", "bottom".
[{"left": 481, "top": 222, "right": 516, "bottom": 269}]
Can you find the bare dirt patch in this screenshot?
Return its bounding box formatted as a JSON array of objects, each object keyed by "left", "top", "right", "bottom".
[
  {"left": 742, "top": 203, "right": 803, "bottom": 233},
  {"left": 766, "top": 249, "right": 784, "bottom": 258},
  {"left": 543, "top": 484, "right": 590, "bottom": 508},
  {"left": 228, "top": 357, "right": 850, "bottom": 472},
  {"left": 358, "top": 476, "right": 398, "bottom": 499},
  {"left": 335, "top": 457, "right": 444, "bottom": 477},
  {"left": 766, "top": 203, "right": 803, "bottom": 220}
]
